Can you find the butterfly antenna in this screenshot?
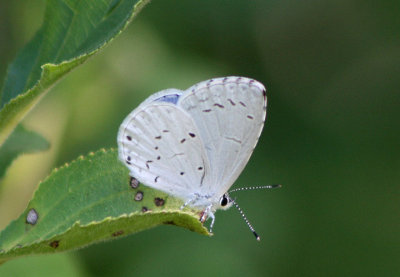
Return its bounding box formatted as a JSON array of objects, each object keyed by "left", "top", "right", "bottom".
[
  {"left": 231, "top": 200, "right": 260, "bottom": 241},
  {"left": 229, "top": 184, "right": 281, "bottom": 193}
]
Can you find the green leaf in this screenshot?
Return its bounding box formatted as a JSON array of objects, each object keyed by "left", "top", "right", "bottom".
[
  {"left": 0, "top": 125, "right": 50, "bottom": 180},
  {"left": 0, "top": 0, "right": 150, "bottom": 146},
  {"left": 0, "top": 149, "right": 209, "bottom": 264}
]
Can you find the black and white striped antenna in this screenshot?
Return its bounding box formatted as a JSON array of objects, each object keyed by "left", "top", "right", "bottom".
[{"left": 229, "top": 184, "right": 281, "bottom": 241}]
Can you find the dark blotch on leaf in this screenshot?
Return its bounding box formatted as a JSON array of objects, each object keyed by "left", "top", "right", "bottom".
[
  {"left": 26, "top": 208, "right": 38, "bottom": 225},
  {"left": 154, "top": 197, "right": 165, "bottom": 206},
  {"left": 112, "top": 230, "right": 124, "bottom": 237},
  {"left": 135, "top": 191, "right": 144, "bottom": 201},
  {"left": 50, "top": 240, "right": 60, "bottom": 248},
  {"left": 130, "top": 177, "right": 140, "bottom": 189}
]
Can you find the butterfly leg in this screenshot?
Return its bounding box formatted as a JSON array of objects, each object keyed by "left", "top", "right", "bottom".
[
  {"left": 208, "top": 211, "right": 216, "bottom": 233},
  {"left": 200, "top": 204, "right": 215, "bottom": 233},
  {"left": 180, "top": 196, "right": 197, "bottom": 210}
]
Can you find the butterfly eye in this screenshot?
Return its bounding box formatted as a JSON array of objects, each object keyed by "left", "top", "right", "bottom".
[{"left": 220, "top": 195, "right": 228, "bottom": 207}]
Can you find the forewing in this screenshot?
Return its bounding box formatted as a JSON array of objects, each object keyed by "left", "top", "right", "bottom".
[
  {"left": 118, "top": 96, "right": 210, "bottom": 200},
  {"left": 178, "top": 77, "right": 266, "bottom": 196}
]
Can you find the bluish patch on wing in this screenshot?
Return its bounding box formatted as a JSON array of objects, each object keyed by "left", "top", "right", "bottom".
[{"left": 154, "top": 94, "right": 180, "bottom": 104}]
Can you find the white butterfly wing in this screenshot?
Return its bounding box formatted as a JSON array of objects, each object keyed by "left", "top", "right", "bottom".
[
  {"left": 117, "top": 90, "right": 211, "bottom": 200},
  {"left": 178, "top": 77, "right": 266, "bottom": 197}
]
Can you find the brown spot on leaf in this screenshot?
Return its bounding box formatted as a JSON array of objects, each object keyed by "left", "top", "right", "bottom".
[
  {"left": 112, "top": 230, "right": 124, "bottom": 237},
  {"left": 130, "top": 177, "right": 140, "bottom": 189},
  {"left": 154, "top": 197, "right": 165, "bottom": 206},
  {"left": 50, "top": 240, "right": 60, "bottom": 248},
  {"left": 26, "top": 208, "right": 38, "bottom": 225},
  {"left": 135, "top": 191, "right": 144, "bottom": 201}
]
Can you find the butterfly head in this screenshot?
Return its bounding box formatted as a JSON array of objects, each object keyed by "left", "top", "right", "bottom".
[{"left": 218, "top": 193, "right": 234, "bottom": 210}]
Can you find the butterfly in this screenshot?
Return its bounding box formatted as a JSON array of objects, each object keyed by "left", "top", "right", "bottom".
[{"left": 117, "top": 76, "right": 279, "bottom": 240}]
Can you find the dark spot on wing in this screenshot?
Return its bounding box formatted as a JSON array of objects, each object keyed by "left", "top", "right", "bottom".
[
  {"left": 126, "top": 161, "right": 131, "bottom": 165},
  {"left": 228, "top": 99, "right": 236, "bottom": 106},
  {"left": 180, "top": 138, "right": 186, "bottom": 143},
  {"left": 157, "top": 156, "right": 161, "bottom": 160},
  {"left": 155, "top": 146, "right": 159, "bottom": 150},
  {"left": 155, "top": 176, "right": 159, "bottom": 183},
  {"left": 146, "top": 160, "right": 153, "bottom": 169},
  {"left": 198, "top": 166, "right": 203, "bottom": 170},
  {"left": 247, "top": 115, "right": 254, "bottom": 119},
  {"left": 202, "top": 109, "right": 212, "bottom": 112},
  {"left": 127, "top": 156, "right": 131, "bottom": 161},
  {"left": 180, "top": 172, "right": 185, "bottom": 175},
  {"left": 155, "top": 136, "right": 162, "bottom": 139},
  {"left": 126, "top": 136, "right": 132, "bottom": 141},
  {"left": 214, "top": 103, "right": 224, "bottom": 108},
  {"left": 239, "top": 101, "right": 247, "bottom": 107},
  {"left": 163, "top": 130, "right": 169, "bottom": 133},
  {"left": 189, "top": 133, "right": 196, "bottom": 138}
]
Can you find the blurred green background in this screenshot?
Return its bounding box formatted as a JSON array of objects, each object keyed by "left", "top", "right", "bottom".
[{"left": 0, "top": 0, "right": 399, "bottom": 276}]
